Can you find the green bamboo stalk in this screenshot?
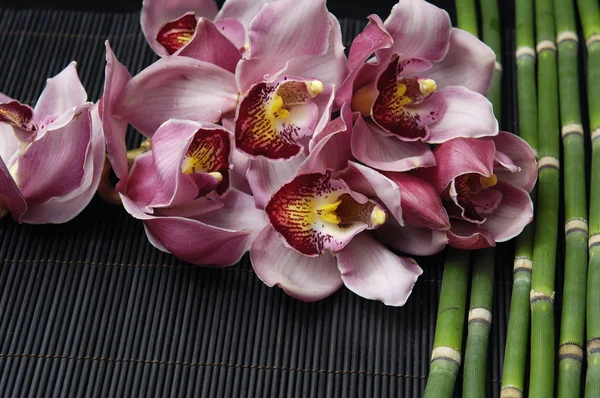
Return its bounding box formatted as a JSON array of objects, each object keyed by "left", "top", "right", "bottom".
[
  {"left": 455, "top": 0, "right": 478, "bottom": 36},
  {"left": 576, "top": 0, "right": 600, "bottom": 396},
  {"left": 480, "top": 0, "right": 502, "bottom": 120},
  {"left": 529, "top": 0, "right": 561, "bottom": 395},
  {"left": 500, "top": 0, "right": 537, "bottom": 395},
  {"left": 463, "top": 249, "right": 495, "bottom": 398},
  {"left": 424, "top": 248, "right": 471, "bottom": 398},
  {"left": 555, "top": 0, "right": 588, "bottom": 396}
]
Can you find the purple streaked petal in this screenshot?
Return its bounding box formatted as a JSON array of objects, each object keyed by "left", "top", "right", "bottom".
[
  {"left": 247, "top": 155, "right": 305, "bottom": 209},
  {"left": 0, "top": 157, "right": 26, "bottom": 222},
  {"left": 250, "top": 225, "right": 343, "bottom": 302},
  {"left": 492, "top": 131, "right": 538, "bottom": 192},
  {"left": 351, "top": 117, "right": 436, "bottom": 172},
  {"left": 337, "top": 232, "right": 422, "bottom": 306},
  {"left": 115, "top": 56, "right": 238, "bottom": 137},
  {"left": 141, "top": 0, "right": 218, "bottom": 56},
  {"left": 425, "top": 28, "right": 496, "bottom": 95},
  {"left": 34, "top": 62, "right": 88, "bottom": 125},
  {"left": 427, "top": 86, "right": 498, "bottom": 144},
  {"left": 375, "top": 218, "right": 448, "bottom": 256}
]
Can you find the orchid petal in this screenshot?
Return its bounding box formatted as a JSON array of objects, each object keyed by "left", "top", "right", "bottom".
[
  {"left": 447, "top": 220, "right": 496, "bottom": 249},
  {"left": 375, "top": 218, "right": 448, "bottom": 256},
  {"left": 381, "top": 0, "right": 451, "bottom": 62},
  {"left": 141, "top": 0, "right": 218, "bottom": 56},
  {"left": 384, "top": 172, "right": 450, "bottom": 230},
  {"left": 337, "top": 232, "right": 422, "bottom": 306},
  {"left": 351, "top": 117, "right": 436, "bottom": 172},
  {"left": 308, "top": 102, "right": 352, "bottom": 150},
  {"left": 115, "top": 56, "right": 238, "bottom": 137},
  {"left": 0, "top": 157, "right": 26, "bottom": 222},
  {"left": 229, "top": 148, "right": 252, "bottom": 194},
  {"left": 235, "top": 0, "right": 330, "bottom": 92},
  {"left": 336, "top": 15, "right": 393, "bottom": 107},
  {"left": 427, "top": 86, "right": 498, "bottom": 144},
  {"left": 216, "top": 0, "right": 274, "bottom": 31},
  {"left": 177, "top": 18, "right": 242, "bottom": 72},
  {"left": 0, "top": 93, "right": 13, "bottom": 103},
  {"left": 34, "top": 62, "right": 88, "bottom": 125},
  {"left": 247, "top": 155, "right": 305, "bottom": 209},
  {"left": 102, "top": 41, "right": 131, "bottom": 182},
  {"left": 0, "top": 123, "right": 18, "bottom": 167},
  {"left": 17, "top": 104, "right": 92, "bottom": 208},
  {"left": 492, "top": 131, "right": 538, "bottom": 192},
  {"left": 21, "top": 104, "right": 105, "bottom": 224},
  {"left": 425, "top": 28, "right": 496, "bottom": 95},
  {"left": 337, "top": 161, "right": 403, "bottom": 225},
  {"left": 250, "top": 226, "right": 343, "bottom": 301},
  {"left": 214, "top": 18, "right": 247, "bottom": 50}
]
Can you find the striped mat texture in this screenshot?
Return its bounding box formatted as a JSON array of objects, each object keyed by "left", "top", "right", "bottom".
[{"left": 0, "top": 6, "right": 522, "bottom": 397}]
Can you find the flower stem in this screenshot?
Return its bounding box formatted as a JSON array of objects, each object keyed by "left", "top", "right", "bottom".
[
  {"left": 529, "top": 0, "right": 561, "bottom": 395},
  {"left": 480, "top": 0, "right": 502, "bottom": 120},
  {"left": 501, "top": 0, "right": 538, "bottom": 396},
  {"left": 455, "top": 0, "right": 478, "bottom": 36},
  {"left": 423, "top": 248, "right": 471, "bottom": 398},
  {"left": 555, "top": 0, "right": 589, "bottom": 396},
  {"left": 576, "top": 0, "right": 600, "bottom": 396}
]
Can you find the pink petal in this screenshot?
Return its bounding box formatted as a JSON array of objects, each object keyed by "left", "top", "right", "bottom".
[
  {"left": 247, "top": 155, "right": 305, "bottom": 209},
  {"left": 101, "top": 41, "right": 132, "bottom": 182},
  {"left": 34, "top": 62, "right": 88, "bottom": 125},
  {"left": 308, "top": 102, "right": 352, "bottom": 150},
  {"left": 121, "top": 193, "right": 253, "bottom": 267},
  {"left": 381, "top": 0, "right": 451, "bottom": 62},
  {"left": 383, "top": 172, "right": 450, "bottom": 230},
  {"left": 491, "top": 131, "right": 538, "bottom": 192},
  {"left": 177, "top": 18, "right": 242, "bottom": 72},
  {"left": 337, "top": 161, "right": 403, "bottom": 225},
  {"left": 250, "top": 225, "right": 343, "bottom": 302},
  {"left": 0, "top": 157, "right": 27, "bottom": 222},
  {"left": 336, "top": 15, "right": 393, "bottom": 107},
  {"left": 351, "top": 117, "right": 436, "bottom": 172},
  {"left": 229, "top": 148, "right": 252, "bottom": 194},
  {"left": 21, "top": 104, "right": 105, "bottom": 224},
  {"left": 481, "top": 180, "right": 534, "bottom": 242},
  {"left": 375, "top": 218, "right": 448, "bottom": 256},
  {"left": 447, "top": 220, "right": 496, "bottom": 249},
  {"left": 0, "top": 123, "right": 18, "bottom": 167},
  {"left": 141, "top": 0, "right": 218, "bottom": 56},
  {"left": 17, "top": 104, "right": 92, "bottom": 208},
  {"left": 0, "top": 93, "right": 13, "bottom": 103},
  {"left": 216, "top": 0, "right": 274, "bottom": 31},
  {"left": 426, "top": 28, "right": 496, "bottom": 95},
  {"left": 115, "top": 56, "right": 238, "bottom": 137},
  {"left": 427, "top": 86, "right": 499, "bottom": 144},
  {"left": 426, "top": 136, "right": 496, "bottom": 193},
  {"left": 337, "top": 232, "right": 422, "bottom": 306},
  {"left": 235, "top": 0, "right": 330, "bottom": 91},
  {"left": 214, "top": 18, "right": 247, "bottom": 50}
]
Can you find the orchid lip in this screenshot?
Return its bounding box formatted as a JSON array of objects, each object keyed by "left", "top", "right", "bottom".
[{"left": 156, "top": 12, "right": 197, "bottom": 55}]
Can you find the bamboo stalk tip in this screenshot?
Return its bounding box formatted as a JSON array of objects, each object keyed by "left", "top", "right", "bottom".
[
  {"left": 561, "top": 123, "right": 584, "bottom": 138},
  {"left": 468, "top": 307, "right": 492, "bottom": 326},
  {"left": 556, "top": 31, "right": 579, "bottom": 45},
  {"left": 536, "top": 40, "right": 557, "bottom": 54},
  {"left": 431, "top": 346, "right": 462, "bottom": 366},
  {"left": 529, "top": 289, "right": 555, "bottom": 305},
  {"left": 588, "top": 338, "right": 600, "bottom": 356},
  {"left": 558, "top": 343, "right": 584, "bottom": 362},
  {"left": 537, "top": 156, "right": 560, "bottom": 171},
  {"left": 586, "top": 33, "right": 600, "bottom": 48},
  {"left": 564, "top": 218, "right": 588, "bottom": 235},
  {"left": 500, "top": 386, "right": 523, "bottom": 398},
  {"left": 589, "top": 233, "right": 600, "bottom": 249},
  {"left": 515, "top": 46, "right": 536, "bottom": 60}
]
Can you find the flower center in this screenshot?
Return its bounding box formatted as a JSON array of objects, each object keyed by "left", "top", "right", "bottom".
[
  {"left": 267, "top": 95, "right": 290, "bottom": 120},
  {"left": 315, "top": 199, "right": 342, "bottom": 224},
  {"left": 418, "top": 78, "right": 437, "bottom": 97},
  {"left": 314, "top": 194, "right": 387, "bottom": 227}
]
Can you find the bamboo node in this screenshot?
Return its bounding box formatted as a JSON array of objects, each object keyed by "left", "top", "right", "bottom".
[
  {"left": 587, "top": 338, "right": 600, "bottom": 356},
  {"left": 515, "top": 46, "right": 535, "bottom": 60},
  {"left": 591, "top": 127, "right": 600, "bottom": 143},
  {"left": 589, "top": 233, "right": 600, "bottom": 249},
  {"left": 537, "top": 156, "right": 560, "bottom": 171},
  {"left": 536, "top": 40, "right": 557, "bottom": 53},
  {"left": 561, "top": 123, "right": 584, "bottom": 138},
  {"left": 468, "top": 307, "right": 492, "bottom": 326},
  {"left": 494, "top": 61, "right": 503, "bottom": 73},
  {"left": 431, "top": 346, "right": 461, "bottom": 366},
  {"left": 586, "top": 33, "right": 600, "bottom": 48},
  {"left": 500, "top": 386, "right": 524, "bottom": 398},
  {"left": 529, "top": 289, "right": 554, "bottom": 305},
  {"left": 558, "top": 343, "right": 584, "bottom": 362},
  {"left": 565, "top": 218, "right": 588, "bottom": 235},
  {"left": 557, "top": 31, "right": 579, "bottom": 44},
  {"left": 513, "top": 257, "right": 532, "bottom": 272}
]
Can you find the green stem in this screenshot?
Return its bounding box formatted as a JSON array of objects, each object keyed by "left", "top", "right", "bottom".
[
  {"left": 463, "top": 248, "right": 494, "bottom": 398},
  {"left": 501, "top": 0, "right": 537, "bottom": 395},
  {"left": 576, "top": 0, "right": 600, "bottom": 396},
  {"left": 555, "top": 0, "right": 588, "bottom": 396},
  {"left": 455, "top": 0, "right": 478, "bottom": 36},
  {"left": 529, "top": 0, "right": 561, "bottom": 396},
  {"left": 424, "top": 248, "right": 471, "bottom": 398},
  {"left": 480, "top": 0, "right": 502, "bottom": 120}
]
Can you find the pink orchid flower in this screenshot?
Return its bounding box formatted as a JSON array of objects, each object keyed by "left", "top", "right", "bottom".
[
  {"left": 247, "top": 106, "right": 423, "bottom": 306},
  {"left": 337, "top": 0, "right": 498, "bottom": 171},
  {"left": 0, "top": 63, "right": 104, "bottom": 223},
  {"left": 101, "top": 45, "right": 266, "bottom": 266},
  {"left": 420, "top": 132, "right": 537, "bottom": 249},
  {"left": 111, "top": 0, "right": 347, "bottom": 163}
]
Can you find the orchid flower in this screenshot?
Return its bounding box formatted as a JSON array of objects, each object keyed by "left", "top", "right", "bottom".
[
  {"left": 337, "top": 0, "right": 498, "bottom": 170},
  {"left": 112, "top": 0, "right": 347, "bottom": 164},
  {"left": 420, "top": 132, "right": 537, "bottom": 249},
  {"left": 0, "top": 63, "right": 104, "bottom": 223},
  {"left": 101, "top": 44, "right": 266, "bottom": 266},
  {"left": 246, "top": 106, "right": 423, "bottom": 306}
]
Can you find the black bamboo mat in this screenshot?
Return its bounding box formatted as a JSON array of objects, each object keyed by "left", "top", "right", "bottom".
[{"left": 0, "top": 7, "right": 518, "bottom": 397}]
